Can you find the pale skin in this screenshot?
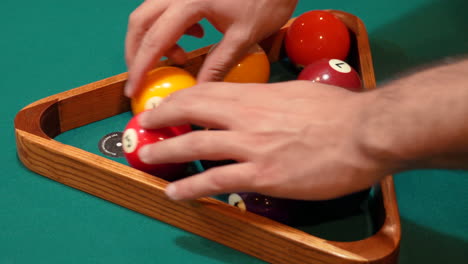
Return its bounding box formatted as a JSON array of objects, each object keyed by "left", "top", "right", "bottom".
[
  {"left": 125, "top": 0, "right": 298, "bottom": 97},
  {"left": 126, "top": 0, "right": 468, "bottom": 201}
]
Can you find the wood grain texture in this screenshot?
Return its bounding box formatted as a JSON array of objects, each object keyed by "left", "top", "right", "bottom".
[{"left": 15, "top": 11, "right": 400, "bottom": 264}]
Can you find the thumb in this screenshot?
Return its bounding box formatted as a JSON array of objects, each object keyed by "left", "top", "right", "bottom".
[{"left": 197, "top": 31, "right": 253, "bottom": 82}]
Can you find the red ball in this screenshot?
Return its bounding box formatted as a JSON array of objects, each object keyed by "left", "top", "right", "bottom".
[
  {"left": 297, "top": 58, "right": 362, "bottom": 91},
  {"left": 285, "top": 10, "right": 350, "bottom": 67},
  {"left": 122, "top": 112, "right": 192, "bottom": 181}
]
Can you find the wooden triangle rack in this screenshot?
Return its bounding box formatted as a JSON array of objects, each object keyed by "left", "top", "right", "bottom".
[{"left": 15, "top": 10, "right": 400, "bottom": 264}]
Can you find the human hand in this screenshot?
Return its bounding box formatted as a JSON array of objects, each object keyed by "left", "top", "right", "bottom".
[
  {"left": 125, "top": 0, "right": 298, "bottom": 97},
  {"left": 136, "top": 81, "right": 396, "bottom": 201}
]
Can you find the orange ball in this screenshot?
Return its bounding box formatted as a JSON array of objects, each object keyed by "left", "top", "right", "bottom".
[
  {"left": 210, "top": 44, "right": 270, "bottom": 83},
  {"left": 131, "top": 67, "right": 196, "bottom": 115}
]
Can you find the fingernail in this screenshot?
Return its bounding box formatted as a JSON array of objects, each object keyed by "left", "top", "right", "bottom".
[
  {"left": 166, "top": 184, "right": 181, "bottom": 200},
  {"left": 138, "top": 145, "right": 152, "bottom": 164}
]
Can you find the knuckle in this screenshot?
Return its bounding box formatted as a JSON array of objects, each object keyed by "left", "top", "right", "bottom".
[
  {"left": 205, "top": 65, "right": 228, "bottom": 81},
  {"left": 245, "top": 132, "right": 273, "bottom": 153},
  {"left": 128, "top": 10, "right": 143, "bottom": 28},
  {"left": 169, "top": 84, "right": 206, "bottom": 104},
  {"left": 251, "top": 161, "right": 280, "bottom": 191},
  {"left": 180, "top": 83, "right": 203, "bottom": 96},
  {"left": 160, "top": 96, "right": 192, "bottom": 119},
  {"left": 227, "top": 29, "right": 256, "bottom": 48},
  {"left": 182, "top": 0, "right": 200, "bottom": 8},
  {"left": 181, "top": 0, "right": 207, "bottom": 13},
  {"left": 208, "top": 167, "right": 248, "bottom": 193},
  {"left": 197, "top": 82, "right": 219, "bottom": 95},
  {"left": 250, "top": 163, "right": 270, "bottom": 188},
  {"left": 140, "top": 34, "right": 160, "bottom": 52},
  {"left": 237, "top": 167, "right": 255, "bottom": 187},
  {"left": 169, "top": 93, "right": 192, "bottom": 113},
  {"left": 209, "top": 173, "right": 229, "bottom": 193}
]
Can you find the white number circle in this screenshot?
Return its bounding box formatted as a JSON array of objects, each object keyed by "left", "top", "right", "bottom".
[
  {"left": 329, "top": 59, "right": 352, "bottom": 73},
  {"left": 122, "top": 128, "right": 138, "bottom": 153},
  {"left": 144, "top": 96, "right": 163, "bottom": 110},
  {"left": 228, "top": 193, "right": 247, "bottom": 211}
]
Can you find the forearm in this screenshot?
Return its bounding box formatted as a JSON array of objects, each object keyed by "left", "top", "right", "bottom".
[{"left": 360, "top": 57, "right": 468, "bottom": 171}]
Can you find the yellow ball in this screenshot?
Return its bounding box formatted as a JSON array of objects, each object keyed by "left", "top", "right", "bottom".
[
  {"left": 131, "top": 66, "right": 197, "bottom": 115},
  {"left": 223, "top": 44, "right": 270, "bottom": 83}
]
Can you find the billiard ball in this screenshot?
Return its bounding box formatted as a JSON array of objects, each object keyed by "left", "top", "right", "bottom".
[
  {"left": 297, "top": 58, "right": 362, "bottom": 91},
  {"left": 122, "top": 112, "right": 192, "bottom": 181},
  {"left": 131, "top": 66, "right": 197, "bottom": 115},
  {"left": 209, "top": 43, "right": 270, "bottom": 83},
  {"left": 229, "top": 189, "right": 371, "bottom": 225},
  {"left": 229, "top": 192, "right": 293, "bottom": 224},
  {"left": 285, "top": 10, "right": 350, "bottom": 67}
]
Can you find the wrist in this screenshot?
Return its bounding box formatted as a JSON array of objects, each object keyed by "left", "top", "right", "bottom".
[
  {"left": 355, "top": 88, "right": 415, "bottom": 173},
  {"left": 356, "top": 71, "right": 468, "bottom": 171},
  {"left": 354, "top": 57, "right": 468, "bottom": 173}
]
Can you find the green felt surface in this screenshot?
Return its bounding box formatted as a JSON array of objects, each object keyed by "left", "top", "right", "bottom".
[{"left": 2, "top": 0, "right": 467, "bottom": 263}]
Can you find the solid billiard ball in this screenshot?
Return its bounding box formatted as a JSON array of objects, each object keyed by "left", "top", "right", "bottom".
[
  {"left": 285, "top": 10, "right": 350, "bottom": 67},
  {"left": 297, "top": 58, "right": 362, "bottom": 91},
  {"left": 122, "top": 112, "right": 192, "bottom": 181},
  {"left": 131, "top": 66, "right": 197, "bottom": 115},
  {"left": 210, "top": 43, "right": 270, "bottom": 83}
]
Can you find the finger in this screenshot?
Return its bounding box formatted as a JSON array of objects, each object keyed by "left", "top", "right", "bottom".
[
  {"left": 165, "top": 44, "right": 187, "bottom": 65},
  {"left": 138, "top": 130, "right": 252, "bottom": 164},
  {"left": 125, "top": 1, "right": 168, "bottom": 67},
  {"left": 146, "top": 24, "right": 203, "bottom": 66},
  {"left": 125, "top": 5, "right": 204, "bottom": 97},
  {"left": 138, "top": 85, "right": 245, "bottom": 129},
  {"left": 167, "top": 24, "right": 204, "bottom": 65},
  {"left": 165, "top": 162, "right": 257, "bottom": 200},
  {"left": 197, "top": 30, "right": 253, "bottom": 82}
]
